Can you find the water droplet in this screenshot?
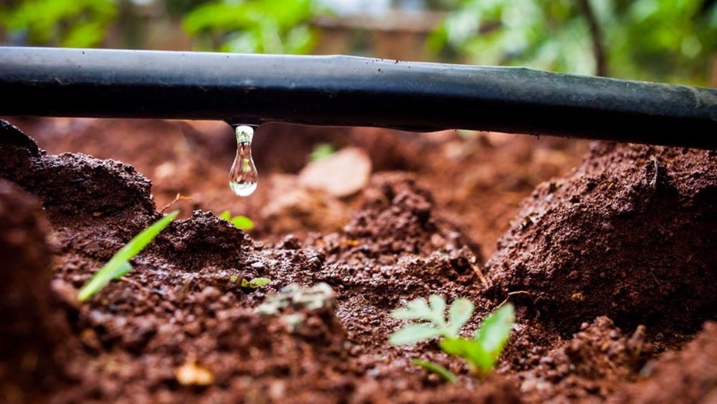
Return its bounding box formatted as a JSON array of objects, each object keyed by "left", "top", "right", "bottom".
[{"left": 229, "top": 125, "right": 258, "bottom": 197}]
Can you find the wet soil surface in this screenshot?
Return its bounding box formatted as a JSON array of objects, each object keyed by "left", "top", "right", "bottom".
[{"left": 1, "top": 117, "right": 716, "bottom": 403}]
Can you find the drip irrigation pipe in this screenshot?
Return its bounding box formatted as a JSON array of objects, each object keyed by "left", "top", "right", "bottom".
[{"left": 0, "top": 46, "right": 715, "bottom": 149}]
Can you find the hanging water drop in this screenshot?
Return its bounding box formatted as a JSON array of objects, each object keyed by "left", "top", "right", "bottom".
[{"left": 229, "top": 125, "right": 258, "bottom": 197}]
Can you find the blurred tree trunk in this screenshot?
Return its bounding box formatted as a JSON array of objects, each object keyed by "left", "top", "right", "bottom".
[
  {"left": 117, "top": 0, "right": 142, "bottom": 49},
  {"left": 577, "top": 0, "right": 608, "bottom": 77}
]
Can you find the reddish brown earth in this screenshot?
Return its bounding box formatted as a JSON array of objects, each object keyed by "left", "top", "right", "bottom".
[{"left": 1, "top": 117, "right": 716, "bottom": 403}]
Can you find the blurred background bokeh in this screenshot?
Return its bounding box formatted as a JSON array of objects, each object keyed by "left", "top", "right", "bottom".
[{"left": 1, "top": 0, "right": 715, "bottom": 85}]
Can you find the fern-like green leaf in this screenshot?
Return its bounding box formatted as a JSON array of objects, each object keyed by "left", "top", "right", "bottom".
[
  {"left": 389, "top": 324, "right": 442, "bottom": 345},
  {"left": 447, "top": 298, "right": 474, "bottom": 338},
  {"left": 392, "top": 297, "right": 433, "bottom": 320}
]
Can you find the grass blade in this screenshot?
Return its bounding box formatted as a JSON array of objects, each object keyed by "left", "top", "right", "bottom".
[
  {"left": 110, "top": 261, "right": 133, "bottom": 280},
  {"left": 77, "top": 210, "right": 179, "bottom": 302}
]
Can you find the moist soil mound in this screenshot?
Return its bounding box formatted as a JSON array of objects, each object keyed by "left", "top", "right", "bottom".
[
  {"left": 487, "top": 142, "right": 717, "bottom": 340},
  {"left": 1, "top": 118, "right": 716, "bottom": 403}
]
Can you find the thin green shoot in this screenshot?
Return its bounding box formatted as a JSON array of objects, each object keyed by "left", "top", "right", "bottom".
[
  {"left": 111, "top": 261, "right": 133, "bottom": 280},
  {"left": 219, "top": 210, "right": 254, "bottom": 231},
  {"left": 389, "top": 295, "right": 514, "bottom": 379},
  {"left": 77, "top": 211, "right": 179, "bottom": 302},
  {"left": 412, "top": 359, "right": 458, "bottom": 384}
]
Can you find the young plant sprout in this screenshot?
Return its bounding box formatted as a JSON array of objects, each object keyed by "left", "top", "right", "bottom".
[
  {"left": 309, "top": 142, "right": 337, "bottom": 162},
  {"left": 77, "top": 211, "right": 179, "bottom": 302},
  {"left": 219, "top": 210, "right": 255, "bottom": 231},
  {"left": 241, "top": 277, "right": 271, "bottom": 288},
  {"left": 412, "top": 359, "right": 458, "bottom": 384},
  {"left": 389, "top": 295, "right": 514, "bottom": 380}
]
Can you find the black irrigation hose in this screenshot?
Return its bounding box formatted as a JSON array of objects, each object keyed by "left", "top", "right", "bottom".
[{"left": 0, "top": 46, "right": 716, "bottom": 149}]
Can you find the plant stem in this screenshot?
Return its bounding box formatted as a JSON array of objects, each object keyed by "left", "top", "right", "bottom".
[{"left": 577, "top": 0, "right": 608, "bottom": 77}]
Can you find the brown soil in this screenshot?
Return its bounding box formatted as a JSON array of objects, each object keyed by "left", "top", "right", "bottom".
[{"left": 1, "top": 117, "right": 715, "bottom": 403}]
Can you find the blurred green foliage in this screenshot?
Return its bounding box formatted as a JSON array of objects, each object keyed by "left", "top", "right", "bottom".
[
  {"left": 0, "top": 0, "right": 325, "bottom": 54},
  {"left": 429, "top": 0, "right": 717, "bottom": 86},
  {"left": 1, "top": 0, "right": 714, "bottom": 85},
  {"left": 181, "top": 0, "right": 324, "bottom": 54},
  {"left": 0, "top": 0, "right": 116, "bottom": 47}
]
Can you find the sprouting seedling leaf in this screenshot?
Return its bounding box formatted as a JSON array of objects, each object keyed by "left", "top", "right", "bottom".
[
  {"left": 429, "top": 294, "right": 447, "bottom": 324},
  {"left": 390, "top": 295, "right": 469, "bottom": 344},
  {"left": 447, "top": 298, "right": 474, "bottom": 337},
  {"left": 442, "top": 303, "right": 515, "bottom": 376},
  {"left": 389, "top": 323, "right": 442, "bottom": 345},
  {"left": 475, "top": 303, "right": 515, "bottom": 361},
  {"left": 389, "top": 296, "right": 515, "bottom": 381},
  {"left": 230, "top": 215, "right": 254, "bottom": 230},
  {"left": 218, "top": 210, "right": 255, "bottom": 231},
  {"left": 397, "top": 298, "right": 428, "bottom": 314},
  {"left": 309, "top": 142, "right": 336, "bottom": 162},
  {"left": 240, "top": 277, "right": 271, "bottom": 288},
  {"left": 412, "top": 359, "right": 458, "bottom": 384},
  {"left": 391, "top": 295, "right": 452, "bottom": 332},
  {"left": 392, "top": 297, "right": 433, "bottom": 320},
  {"left": 77, "top": 211, "right": 179, "bottom": 302},
  {"left": 440, "top": 338, "right": 492, "bottom": 376}
]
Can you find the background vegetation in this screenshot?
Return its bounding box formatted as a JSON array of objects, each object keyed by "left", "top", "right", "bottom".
[
  {"left": 1, "top": 0, "right": 715, "bottom": 86},
  {"left": 431, "top": 0, "right": 717, "bottom": 85}
]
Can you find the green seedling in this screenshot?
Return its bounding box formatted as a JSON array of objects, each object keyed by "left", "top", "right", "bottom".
[
  {"left": 412, "top": 359, "right": 458, "bottom": 384},
  {"left": 255, "top": 283, "right": 337, "bottom": 334},
  {"left": 390, "top": 295, "right": 514, "bottom": 380},
  {"left": 309, "top": 142, "right": 336, "bottom": 162},
  {"left": 77, "top": 211, "right": 179, "bottom": 302},
  {"left": 256, "top": 283, "right": 335, "bottom": 315},
  {"left": 241, "top": 277, "right": 271, "bottom": 288},
  {"left": 219, "top": 210, "right": 254, "bottom": 231}
]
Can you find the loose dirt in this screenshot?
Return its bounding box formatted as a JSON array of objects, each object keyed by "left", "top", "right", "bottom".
[{"left": 1, "top": 117, "right": 715, "bottom": 403}]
